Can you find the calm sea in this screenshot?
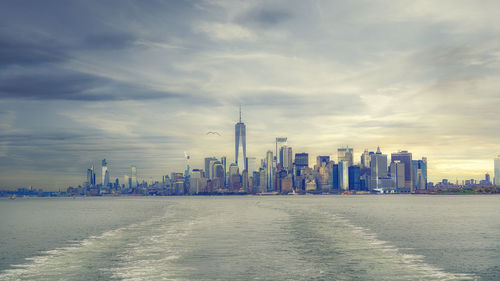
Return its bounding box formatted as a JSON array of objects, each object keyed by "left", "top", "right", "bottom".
[{"left": 0, "top": 195, "right": 499, "bottom": 280}]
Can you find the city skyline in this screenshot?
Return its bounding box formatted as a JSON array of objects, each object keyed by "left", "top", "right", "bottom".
[
  {"left": 0, "top": 105, "right": 497, "bottom": 190},
  {"left": 1, "top": 1, "right": 500, "bottom": 190}
]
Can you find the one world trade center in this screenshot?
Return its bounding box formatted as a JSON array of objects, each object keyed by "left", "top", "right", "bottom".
[{"left": 235, "top": 106, "right": 246, "bottom": 172}]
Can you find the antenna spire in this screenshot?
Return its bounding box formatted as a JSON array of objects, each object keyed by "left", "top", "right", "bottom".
[{"left": 239, "top": 104, "right": 242, "bottom": 122}]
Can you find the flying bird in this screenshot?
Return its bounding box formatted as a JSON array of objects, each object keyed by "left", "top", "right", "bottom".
[{"left": 206, "top": 131, "right": 221, "bottom": 136}]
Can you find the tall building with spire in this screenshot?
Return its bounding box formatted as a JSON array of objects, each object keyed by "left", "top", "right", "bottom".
[
  {"left": 235, "top": 106, "right": 247, "bottom": 172},
  {"left": 86, "top": 165, "right": 96, "bottom": 187}
]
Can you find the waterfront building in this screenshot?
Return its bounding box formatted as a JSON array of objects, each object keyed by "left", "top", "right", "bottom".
[
  {"left": 370, "top": 147, "right": 388, "bottom": 189},
  {"left": 316, "top": 156, "right": 330, "bottom": 170},
  {"left": 391, "top": 150, "right": 413, "bottom": 191},
  {"left": 209, "top": 159, "right": 219, "bottom": 179},
  {"left": 305, "top": 176, "right": 317, "bottom": 192},
  {"left": 101, "top": 159, "right": 109, "bottom": 187},
  {"left": 378, "top": 177, "right": 395, "bottom": 190},
  {"left": 494, "top": 155, "right": 500, "bottom": 186},
  {"left": 279, "top": 145, "right": 293, "bottom": 173},
  {"left": 174, "top": 180, "right": 185, "bottom": 195},
  {"left": 242, "top": 169, "right": 249, "bottom": 192},
  {"left": 259, "top": 168, "right": 267, "bottom": 193},
  {"left": 295, "top": 153, "right": 309, "bottom": 176},
  {"left": 86, "top": 165, "right": 96, "bottom": 187},
  {"left": 317, "top": 164, "right": 331, "bottom": 192},
  {"left": 123, "top": 175, "right": 130, "bottom": 189},
  {"left": 338, "top": 147, "right": 354, "bottom": 167},
  {"left": 252, "top": 171, "right": 260, "bottom": 192},
  {"left": 228, "top": 163, "right": 240, "bottom": 190},
  {"left": 390, "top": 161, "right": 406, "bottom": 190},
  {"left": 338, "top": 161, "right": 349, "bottom": 191},
  {"left": 348, "top": 166, "right": 361, "bottom": 190},
  {"left": 361, "top": 149, "right": 372, "bottom": 168},
  {"left": 189, "top": 169, "right": 202, "bottom": 194},
  {"left": 204, "top": 157, "right": 217, "bottom": 178},
  {"left": 484, "top": 173, "right": 491, "bottom": 185},
  {"left": 266, "top": 150, "right": 274, "bottom": 191},
  {"left": 412, "top": 159, "right": 428, "bottom": 190},
  {"left": 246, "top": 157, "right": 257, "bottom": 174},
  {"left": 332, "top": 164, "right": 339, "bottom": 190},
  {"left": 235, "top": 107, "right": 247, "bottom": 172},
  {"left": 281, "top": 174, "right": 293, "bottom": 193},
  {"left": 221, "top": 156, "right": 227, "bottom": 187},
  {"left": 213, "top": 163, "right": 225, "bottom": 190}
]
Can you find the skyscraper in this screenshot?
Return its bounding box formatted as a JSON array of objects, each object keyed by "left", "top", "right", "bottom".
[
  {"left": 246, "top": 157, "right": 257, "bottom": 174},
  {"left": 204, "top": 157, "right": 217, "bottom": 178},
  {"left": 412, "top": 159, "right": 427, "bottom": 190},
  {"left": 235, "top": 106, "right": 247, "bottom": 172},
  {"left": 101, "top": 159, "right": 109, "bottom": 187},
  {"left": 331, "top": 164, "right": 339, "bottom": 190},
  {"left": 86, "top": 165, "right": 95, "bottom": 187},
  {"left": 361, "top": 149, "right": 371, "bottom": 168},
  {"left": 229, "top": 163, "right": 240, "bottom": 190},
  {"left": 294, "top": 153, "right": 309, "bottom": 175},
  {"left": 316, "top": 156, "right": 330, "bottom": 169},
  {"left": 348, "top": 166, "right": 360, "bottom": 190},
  {"left": 266, "top": 150, "right": 274, "bottom": 191},
  {"left": 209, "top": 159, "right": 218, "bottom": 179},
  {"left": 338, "top": 147, "right": 353, "bottom": 167},
  {"left": 279, "top": 145, "right": 293, "bottom": 173},
  {"left": 390, "top": 161, "right": 405, "bottom": 190},
  {"left": 339, "top": 161, "right": 349, "bottom": 191},
  {"left": 131, "top": 166, "right": 137, "bottom": 188},
  {"left": 494, "top": 155, "right": 500, "bottom": 186},
  {"left": 391, "top": 150, "right": 413, "bottom": 190},
  {"left": 221, "top": 156, "right": 227, "bottom": 187},
  {"left": 124, "top": 175, "right": 130, "bottom": 189},
  {"left": 370, "top": 147, "right": 388, "bottom": 189}
]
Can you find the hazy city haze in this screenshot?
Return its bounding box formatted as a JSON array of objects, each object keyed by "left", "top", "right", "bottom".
[{"left": 1, "top": 0, "right": 499, "bottom": 189}]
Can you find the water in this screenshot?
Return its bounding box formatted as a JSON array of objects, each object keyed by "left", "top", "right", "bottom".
[{"left": 0, "top": 195, "right": 499, "bottom": 280}]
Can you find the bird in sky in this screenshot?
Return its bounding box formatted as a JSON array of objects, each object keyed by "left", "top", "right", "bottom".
[{"left": 206, "top": 131, "right": 221, "bottom": 136}]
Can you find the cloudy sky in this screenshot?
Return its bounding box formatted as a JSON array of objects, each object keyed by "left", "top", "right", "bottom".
[{"left": 1, "top": 0, "right": 499, "bottom": 190}]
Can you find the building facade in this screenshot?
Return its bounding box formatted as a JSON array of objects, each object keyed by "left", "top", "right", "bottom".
[
  {"left": 338, "top": 147, "right": 354, "bottom": 167},
  {"left": 391, "top": 150, "right": 413, "bottom": 191},
  {"left": 235, "top": 108, "right": 247, "bottom": 172}
]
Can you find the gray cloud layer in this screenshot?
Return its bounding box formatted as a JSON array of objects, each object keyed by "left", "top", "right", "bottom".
[{"left": 1, "top": 0, "right": 499, "bottom": 189}]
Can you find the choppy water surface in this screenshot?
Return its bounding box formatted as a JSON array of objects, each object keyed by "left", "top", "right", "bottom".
[{"left": 0, "top": 195, "right": 499, "bottom": 280}]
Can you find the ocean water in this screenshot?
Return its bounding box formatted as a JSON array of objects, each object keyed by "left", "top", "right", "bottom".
[{"left": 0, "top": 195, "right": 499, "bottom": 280}]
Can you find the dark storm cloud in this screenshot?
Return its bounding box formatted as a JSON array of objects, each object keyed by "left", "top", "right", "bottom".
[
  {"left": 0, "top": 132, "right": 89, "bottom": 143},
  {"left": 0, "top": 36, "right": 68, "bottom": 66},
  {"left": 0, "top": 71, "right": 184, "bottom": 101},
  {"left": 0, "top": 72, "right": 103, "bottom": 100}
]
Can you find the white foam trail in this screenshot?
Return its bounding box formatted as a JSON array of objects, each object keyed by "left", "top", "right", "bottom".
[
  {"left": 332, "top": 213, "right": 478, "bottom": 281},
  {"left": 0, "top": 216, "right": 166, "bottom": 280},
  {"left": 109, "top": 214, "right": 205, "bottom": 280}
]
